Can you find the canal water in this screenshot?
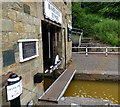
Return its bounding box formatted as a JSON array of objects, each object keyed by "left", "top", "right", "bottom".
[{"left": 44, "top": 77, "right": 119, "bottom": 104}]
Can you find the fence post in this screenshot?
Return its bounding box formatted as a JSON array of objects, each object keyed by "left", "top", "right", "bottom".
[
  {"left": 106, "top": 47, "right": 108, "bottom": 57},
  {"left": 86, "top": 47, "right": 88, "bottom": 56}
]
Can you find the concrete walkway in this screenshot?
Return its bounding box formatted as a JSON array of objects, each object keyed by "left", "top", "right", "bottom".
[{"left": 70, "top": 53, "right": 119, "bottom": 75}]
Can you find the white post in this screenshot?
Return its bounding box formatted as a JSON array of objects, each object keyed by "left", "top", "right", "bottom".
[
  {"left": 106, "top": 47, "right": 108, "bottom": 57},
  {"left": 86, "top": 47, "right": 88, "bottom": 56}
]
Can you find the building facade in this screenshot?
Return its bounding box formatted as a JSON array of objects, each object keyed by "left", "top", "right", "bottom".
[{"left": 1, "top": 0, "right": 72, "bottom": 106}]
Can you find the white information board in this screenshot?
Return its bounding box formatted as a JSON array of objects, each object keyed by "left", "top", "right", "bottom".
[
  {"left": 18, "top": 39, "right": 39, "bottom": 62},
  {"left": 44, "top": 0, "right": 62, "bottom": 24},
  {"left": 6, "top": 79, "right": 22, "bottom": 101}
]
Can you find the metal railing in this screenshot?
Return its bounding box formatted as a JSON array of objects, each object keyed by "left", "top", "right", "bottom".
[{"left": 72, "top": 47, "right": 120, "bottom": 56}]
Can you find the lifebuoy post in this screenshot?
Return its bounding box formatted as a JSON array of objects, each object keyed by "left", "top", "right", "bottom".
[{"left": 6, "top": 73, "right": 22, "bottom": 107}]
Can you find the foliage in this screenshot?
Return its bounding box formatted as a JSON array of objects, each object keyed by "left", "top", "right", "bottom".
[
  {"left": 93, "top": 19, "right": 119, "bottom": 46},
  {"left": 81, "top": 2, "right": 120, "bottom": 20},
  {"left": 72, "top": 2, "right": 120, "bottom": 46}
]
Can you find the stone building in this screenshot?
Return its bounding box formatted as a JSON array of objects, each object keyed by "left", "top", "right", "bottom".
[{"left": 0, "top": 0, "right": 72, "bottom": 106}]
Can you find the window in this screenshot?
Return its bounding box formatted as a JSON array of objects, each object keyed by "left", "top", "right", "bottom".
[{"left": 18, "top": 39, "right": 39, "bottom": 62}]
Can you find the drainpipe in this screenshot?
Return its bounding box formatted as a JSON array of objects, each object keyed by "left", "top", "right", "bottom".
[
  {"left": 48, "top": 31, "right": 51, "bottom": 58},
  {"left": 64, "top": 28, "right": 67, "bottom": 69}
]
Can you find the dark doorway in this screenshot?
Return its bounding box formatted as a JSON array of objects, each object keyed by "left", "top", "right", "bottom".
[
  {"left": 42, "top": 21, "right": 62, "bottom": 72},
  {"left": 42, "top": 21, "right": 53, "bottom": 71}
]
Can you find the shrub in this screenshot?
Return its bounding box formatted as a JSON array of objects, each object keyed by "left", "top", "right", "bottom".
[{"left": 93, "top": 19, "right": 119, "bottom": 46}]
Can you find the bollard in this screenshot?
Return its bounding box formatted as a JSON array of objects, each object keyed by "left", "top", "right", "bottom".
[
  {"left": 6, "top": 73, "right": 22, "bottom": 107},
  {"left": 105, "top": 47, "right": 108, "bottom": 57},
  {"left": 86, "top": 47, "right": 88, "bottom": 57}
]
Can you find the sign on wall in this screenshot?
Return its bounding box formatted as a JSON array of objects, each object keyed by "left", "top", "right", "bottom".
[
  {"left": 18, "top": 39, "right": 39, "bottom": 62},
  {"left": 6, "top": 78, "right": 22, "bottom": 101},
  {"left": 2, "top": 50, "right": 15, "bottom": 67},
  {"left": 44, "top": 0, "right": 62, "bottom": 24},
  {"left": 68, "top": 24, "right": 72, "bottom": 42}
]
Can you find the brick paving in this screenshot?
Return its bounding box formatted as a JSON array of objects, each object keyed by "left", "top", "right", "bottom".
[{"left": 70, "top": 53, "right": 119, "bottom": 75}]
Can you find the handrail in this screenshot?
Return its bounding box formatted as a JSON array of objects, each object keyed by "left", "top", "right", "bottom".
[
  {"left": 72, "top": 47, "right": 120, "bottom": 56},
  {"left": 72, "top": 27, "right": 83, "bottom": 32}
]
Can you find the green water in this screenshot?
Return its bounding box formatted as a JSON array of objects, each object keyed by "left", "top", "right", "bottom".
[{"left": 44, "top": 77, "right": 119, "bottom": 104}]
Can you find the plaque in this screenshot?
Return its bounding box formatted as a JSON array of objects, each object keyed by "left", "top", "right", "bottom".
[
  {"left": 2, "top": 50, "right": 15, "bottom": 67},
  {"left": 22, "top": 42, "right": 36, "bottom": 59},
  {"left": 18, "top": 39, "right": 39, "bottom": 62}
]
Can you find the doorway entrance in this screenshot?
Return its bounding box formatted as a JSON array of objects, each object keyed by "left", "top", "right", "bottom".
[{"left": 41, "top": 21, "right": 62, "bottom": 72}]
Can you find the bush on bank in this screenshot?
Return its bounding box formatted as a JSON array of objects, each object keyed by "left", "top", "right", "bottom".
[
  {"left": 72, "top": 2, "right": 119, "bottom": 46},
  {"left": 92, "top": 19, "right": 119, "bottom": 46}
]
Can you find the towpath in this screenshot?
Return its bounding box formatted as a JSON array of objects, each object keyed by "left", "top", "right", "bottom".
[{"left": 70, "top": 53, "right": 119, "bottom": 75}]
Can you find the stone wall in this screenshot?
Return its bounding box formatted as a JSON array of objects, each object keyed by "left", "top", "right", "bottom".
[
  {"left": 1, "top": 2, "right": 44, "bottom": 105},
  {"left": 0, "top": 2, "right": 2, "bottom": 106},
  {"left": 55, "top": 1, "right": 72, "bottom": 66},
  {"left": 1, "top": 1, "right": 72, "bottom": 106}
]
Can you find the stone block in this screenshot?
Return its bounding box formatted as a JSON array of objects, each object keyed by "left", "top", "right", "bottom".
[
  {"left": 24, "top": 33, "right": 34, "bottom": 39},
  {"left": 34, "top": 17, "right": 40, "bottom": 26},
  {"left": 8, "top": 9, "right": 16, "bottom": 20},
  {"left": 14, "top": 21, "right": 23, "bottom": 32},
  {"left": 0, "top": 58, "right": 2, "bottom": 75},
  {"left": 20, "top": 87, "right": 29, "bottom": 103},
  {"left": 0, "top": 9, "right": 2, "bottom": 18},
  {"left": 2, "top": 19, "right": 13, "bottom": 31},
  {"left": 0, "top": 90, "right": 2, "bottom": 106},
  {"left": 31, "top": 70, "right": 37, "bottom": 79},
  {"left": 14, "top": 52, "right": 19, "bottom": 63},
  {"left": 16, "top": 11, "right": 24, "bottom": 22},
  {"left": 9, "top": 2, "right": 23, "bottom": 12},
  {"left": 28, "top": 16, "right": 34, "bottom": 24},
  {"left": 24, "top": 72, "right": 31, "bottom": 85},
  {"left": 2, "top": 42, "right": 12, "bottom": 51},
  {"left": 34, "top": 33, "right": 39, "bottom": 38},
  {"left": 13, "top": 43, "right": 19, "bottom": 53},
  {"left": 23, "top": 24, "right": 32, "bottom": 33},
  {"left": 30, "top": 6, "right": 37, "bottom": 17},
  {"left": 2, "top": 88, "right": 8, "bottom": 105},
  {"left": 9, "top": 32, "right": 19, "bottom": 42},
  {"left": 21, "top": 92, "right": 32, "bottom": 105},
  {"left": 19, "top": 32, "right": 28, "bottom": 39},
  {"left": 31, "top": 25, "right": 35, "bottom": 33},
  {"left": 2, "top": 7, "right": 8, "bottom": 18},
  {"left": 35, "top": 25, "right": 40, "bottom": 34},
  {"left": 23, "top": 13, "right": 29, "bottom": 23},
  {"left": 20, "top": 63, "right": 31, "bottom": 75},
  {"left": 2, "top": 32, "right": 9, "bottom": 43}
]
